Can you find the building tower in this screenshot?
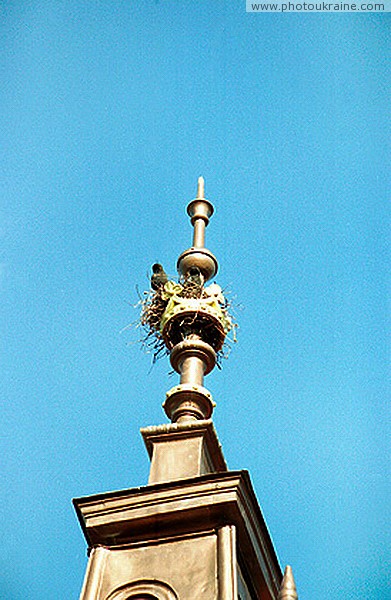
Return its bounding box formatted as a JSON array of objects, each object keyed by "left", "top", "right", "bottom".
[{"left": 73, "top": 179, "right": 298, "bottom": 599}]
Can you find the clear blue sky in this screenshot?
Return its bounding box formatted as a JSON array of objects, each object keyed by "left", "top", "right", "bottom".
[{"left": 1, "top": 2, "right": 389, "bottom": 598}]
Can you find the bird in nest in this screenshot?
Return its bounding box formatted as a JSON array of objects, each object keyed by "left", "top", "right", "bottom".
[
  {"left": 181, "top": 266, "right": 204, "bottom": 298},
  {"left": 151, "top": 263, "right": 168, "bottom": 291}
]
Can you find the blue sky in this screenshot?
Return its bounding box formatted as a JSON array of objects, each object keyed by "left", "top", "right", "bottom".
[{"left": 1, "top": 2, "right": 389, "bottom": 598}]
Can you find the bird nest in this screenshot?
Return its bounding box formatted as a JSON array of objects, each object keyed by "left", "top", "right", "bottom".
[{"left": 139, "top": 277, "right": 236, "bottom": 365}]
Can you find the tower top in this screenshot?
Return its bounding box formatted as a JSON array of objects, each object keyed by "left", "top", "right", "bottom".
[{"left": 74, "top": 179, "right": 289, "bottom": 600}]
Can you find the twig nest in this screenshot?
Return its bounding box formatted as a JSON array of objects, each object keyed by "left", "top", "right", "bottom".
[
  {"left": 139, "top": 278, "right": 235, "bottom": 364},
  {"left": 160, "top": 284, "right": 231, "bottom": 352}
]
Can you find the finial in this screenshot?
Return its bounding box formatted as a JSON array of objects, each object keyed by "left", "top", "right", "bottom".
[
  {"left": 142, "top": 179, "right": 233, "bottom": 424},
  {"left": 196, "top": 176, "right": 205, "bottom": 199},
  {"left": 278, "top": 565, "right": 298, "bottom": 600},
  {"left": 177, "top": 177, "right": 218, "bottom": 281}
]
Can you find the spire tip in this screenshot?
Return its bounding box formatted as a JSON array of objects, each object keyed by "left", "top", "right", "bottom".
[
  {"left": 197, "top": 176, "right": 205, "bottom": 199},
  {"left": 278, "top": 565, "right": 298, "bottom": 600}
]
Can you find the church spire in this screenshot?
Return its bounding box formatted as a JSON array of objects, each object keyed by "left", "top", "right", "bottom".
[
  {"left": 278, "top": 565, "right": 299, "bottom": 600},
  {"left": 137, "top": 178, "right": 232, "bottom": 484},
  {"left": 149, "top": 177, "right": 232, "bottom": 423}
]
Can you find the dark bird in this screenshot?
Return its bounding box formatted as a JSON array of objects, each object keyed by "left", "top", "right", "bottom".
[
  {"left": 151, "top": 263, "right": 168, "bottom": 290},
  {"left": 187, "top": 266, "right": 204, "bottom": 287},
  {"left": 181, "top": 266, "right": 204, "bottom": 298}
]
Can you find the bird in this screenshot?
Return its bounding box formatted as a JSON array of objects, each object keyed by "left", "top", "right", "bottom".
[
  {"left": 181, "top": 266, "right": 204, "bottom": 298},
  {"left": 151, "top": 263, "right": 168, "bottom": 291},
  {"left": 187, "top": 266, "right": 204, "bottom": 287}
]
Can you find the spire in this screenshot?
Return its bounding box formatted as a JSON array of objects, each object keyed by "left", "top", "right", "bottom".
[
  {"left": 188, "top": 175, "right": 212, "bottom": 249},
  {"left": 74, "top": 179, "right": 288, "bottom": 600},
  {"left": 140, "top": 177, "right": 233, "bottom": 483},
  {"left": 278, "top": 565, "right": 298, "bottom": 600},
  {"left": 177, "top": 176, "right": 217, "bottom": 274},
  {"left": 133, "top": 177, "right": 232, "bottom": 423},
  {"left": 141, "top": 179, "right": 232, "bottom": 425},
  {"left": 161, "top": 177, "right": 228, "bottom": 423}
]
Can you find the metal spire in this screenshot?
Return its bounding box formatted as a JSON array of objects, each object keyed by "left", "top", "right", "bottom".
[
  {"left": 177, "top": 177, "right": 217, "bottom": 280},
  {"left": 278, "top": 565, "right": 298, "bottom": 600},
  {"left": 191, "top": 176, "right": 209, "bottom": 248},
  {"left": 158, "top": 178, "right": 230, "bottom": 423},
  {"left": 140, "top": 178, "right": 232, "bottom": 424}
]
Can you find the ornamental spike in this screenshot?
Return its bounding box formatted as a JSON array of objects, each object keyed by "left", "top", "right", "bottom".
[{"left": 278, "top": 565, "right": 298, "bottom": 600}]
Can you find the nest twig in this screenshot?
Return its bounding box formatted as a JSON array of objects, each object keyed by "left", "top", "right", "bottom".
[{"left": 139, "top": 287, "right": 169, "bottom": 362}]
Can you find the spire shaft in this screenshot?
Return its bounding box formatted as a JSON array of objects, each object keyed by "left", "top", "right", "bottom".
[
  {"left": 192, "top": 176, "right": 207, "bottom": 247},
  {"left": 177, "top": 177, "right": 218, "bottom": 281},
  {"left": 193, "top": 220, "right": 205, "bottom": 248}
]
